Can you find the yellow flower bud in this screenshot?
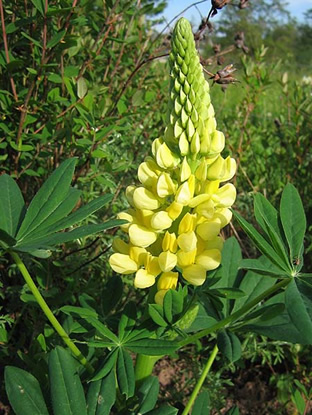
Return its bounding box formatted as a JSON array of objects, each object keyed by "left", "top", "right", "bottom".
[
  {"left": 178, "top": 212, "right": 197, "bottom": 234},
  {"left": 157, "top": 271, "right": 179, "bottom": 290},
  {"left": 195, "top": 159, "right": 207, "bottom": 181},
  {"left": 162, "top": 232, "right": 178, "bottom": 253},
  {"left": 210, "top": 130, "right": 225, "bottom": 155},
  {"left": 138, "top": 159, "right": 159, "bottom": 188},
  {"left": 157, "top": 173, "right": 176, "bottom": 198},
  {"left": 213, "top": 183, "right": 236, "bottom": 208},
  {"left": 156, "top": 142, "right": 175, "bottom": 169},
  {"left": 180, "top": 157, "right": 192, "bottom": 182},
  {"left": 206, "top": 155, "right": 226, "bottom": 180},
  {"left": 166, "top": 201, "right": 183, "bottom": 220},
  {"left": 179, "top": 133, "right": 189, "bottom": 155}
]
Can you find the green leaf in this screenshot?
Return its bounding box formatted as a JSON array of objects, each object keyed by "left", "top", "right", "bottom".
[
  {"left": 280, "top": 184, "right": 306, "bottom": 265},
  {"left": 49, "top": 347, "right": 87, "bottom": 415},
  {"left": 125, "top": 338, "right": 177, "bottom": 356},
  {"left": 163, "top": 290, "right": 173, "bottom": 323},
  {"left": 254, "top": 193, "right": 290, "bottom": 267},
  {"left": 86, "top": 318, "right": 119, "bottom": 343},
  {"left": 285, "top": 279, "right": 312, "bottom": 344},
  {"left": 23, "top": 194, "right": 113, "bottom": 241},
  {"left": 14, "top": 220, "right": 123, "bottom": 253},
  {"left": 0, "top": 229, "right": 16, "bottom": 247},
  {"left": 213, "top": 287, "right": 246, "bottom": 299},
  {"left": 91, "top": 349, "right": 118, "bottom": 382},
  {"left": 225, "top": 406, "right": 240, "bottom": 415},
  {"left": 16, "top": 158, "right": 77, "bottom": 241},
  {"left": 148, "top": 304, "right": 168, "bottom": 327},
  {"left": 102, "top": 275, "right": 123, "bottom": 315},
  {"left": 5, "top": 366, "right": 49, "bottom": 415},
  {"left": 138, "top": 376, "right": 160, "bottom": 414},
  {"left": 20, "top": 187, "right": 81, "bottom": 241},
  {"left": 291, "top": 389, "right": 306, "bottom": 414},
  {"left": 232, "top": 257, "right": 276, "bottom": 313},
  {"left": 192, "top": 389, "right": 210, "bottom": 415},
  {"left": 116, "top": 348, "right": 135, "bottom": 398},
  {"left": 239, "top": 258, "right": 288, "bottom": 278},
  {"left": 232, "top": 210, "right": 291, "bottom": 273},
  {"left": 47, "top": 29, "right": 66, "bottom": 48},
  {"left": 77, "top": 77, "right": 88, "bottom": 99},
  {"left": 60, "top": 305, "right": 98, "bottom": 319},
  {"left": 30, "top": 0, "right": 45, "bottom": 16},
  {"left": 0, "top": 174, "right": 25, "bottom": 237},
  {"left": 146, "top": 405, "right": 178, "bottom": 415},
  {"left": 217, "top": 330, "right": 241, "bottom": 363},
  {"left": 118, "top": 302, "right": 136, "bottom": 340},
  {"left": 87, "top": 370, "right": 116, "bottom": 415}
]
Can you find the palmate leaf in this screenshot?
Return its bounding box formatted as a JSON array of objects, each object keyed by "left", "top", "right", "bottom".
[
  {"left": 16, "top": 158, "right": 77, "bottom": 241},
  {"left": 5, "top": 366, "right": 49, "bottom": 415},
  {"left": 280, "top": 184, "right": 306, "bottom": 266},
  {"left": 116, "top": 348, "right": 135, "bottom": 399},
  {"left": 0, "top": 174, "right": 26, "bottom": 237},
  {"left": 217, "top": 330, "right": 241, "bottom": 363},
  {"left": 254, "top": 193, "right": 290, "bottom": 268},
  {"left": 86, "top": 370, "right": 116, "bottom": 415},
  {"left": 137, "top": 376, "right": 160, "bottom": 415},
  {"left": 14, "top": 219, "right": 123, "bottom": 254},
  {"left": 49, "top": 346, "right": 87, "bottom": 415},
  {"left": 192, "top": 390, "right": 210, "bottom": 415},
  {"left": 232, "top": 209, "right": 292, "bottom": 273}
]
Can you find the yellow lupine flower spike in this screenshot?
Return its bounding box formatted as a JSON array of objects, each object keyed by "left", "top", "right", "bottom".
[{"left": 109, "top": 18, "right": 236, "bottom": 304}]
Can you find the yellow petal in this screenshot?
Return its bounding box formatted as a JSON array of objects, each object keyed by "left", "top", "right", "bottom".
[
  {"left": 166, "top": 201, "right": 183, "bottom": 220},
  {"left": 178, "top": 212, "right": 197, "bottom": 234},
  {"left": 196, "top": 249, "right": 221, "bottom": 270},
  {"left": 150, "top": 211, "right": 173, "bottom": 230},
  {"left": 109, "top": 253, "right": 138, "bottom": 274},
  {"left": 177, "top": 249, "right": 196, "bottom": 267},
  {"left": 210, "top": 130, "right": 225, "bottom": 155},
  {"left": 220, "top": 157, "right": 236, "bottom": 182},
  {"left": 204, "top": 236, "right": 224, "bottom": 251},
  {"left": 214, "top": 208, "right": 232, "bottom": 228},
  {"left": 134, "top": 269, "right": 156, "bottom": 288},
  {"left": 112, "top": 238, "right": 129, "bottom": 254},
  {"left": 117, "top": 211, "right": 134, "bottom": 231},
  {"left": 126, "top": 185, "right": 136, "bottom": 206},
  {"left": 156, "top": 142, "right": 174, "bottom": 169},
  {"left": 195, "top": 199, "right": 215, "bottom": 219},
  {"left": 157, "top": 271, "right": 179, "bottom": 290},
  {"left": 133, "top": 187, "right": 160, "bottom": 210},
  {"left": 138, "top": 160, "right": 159, "bottom": 188},
  {"left": 195, "top": 159, "right": 207, "bottom": 181},
  {"left": 196, "top": 219, "right": 221, "bottom": 241},
  {"left": 158, "top": 251, "right": 177, "bottom": 272},
  {"left": 129, "top": 224, "right": 157, "bottom": 247},
  {"left": 213, "top": 183, "right": 236, "bottom": 208},
  {"left": 129, "top": 246, "right": 147, "bottom": 266},
  {"left": 145, "top": 254, "right": 161, "bottom": 276},
  {"left": 154, "top": 289, "right": 167, "bottom": 305},
  {"left": 188, "top": 194, "right": 211, "bottom": 208},
  {"left": 179, "top": 133, "right": 189, "bottom": 155},
  {"left": 206, "top": 155, "right": 225, "bottom": 180},
  {"left": 162, "top": 231, "right": 178, "bottom": 253},
  {"left": 182, "top": 264, "right": 206, "bottom": 285},
  {"left": 157, "top": 173, "right": 176, "bottom": 198},
  {"left": 177, "top": 231, "right": 197, "bottom": 252},
  {"left": 175, "top": 175, "right": 195, "bottom": 205},
  {"left": 152, "top": 138, "right": 162, "bottom": 158}
]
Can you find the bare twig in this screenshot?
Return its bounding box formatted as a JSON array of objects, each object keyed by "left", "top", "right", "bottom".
[{"left": 0, "top": 0, "right": 18, "bottom": 101}]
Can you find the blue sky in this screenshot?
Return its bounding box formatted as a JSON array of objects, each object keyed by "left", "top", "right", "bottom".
[{"left": 158, "top": 0, "right": 312, "bottom": 32}]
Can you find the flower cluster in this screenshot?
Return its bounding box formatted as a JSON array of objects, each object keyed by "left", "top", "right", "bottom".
[{"left": 109, "top": 18, "right": 236, "bottom": 304}]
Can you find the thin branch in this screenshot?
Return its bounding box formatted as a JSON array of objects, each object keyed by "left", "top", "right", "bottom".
[
  {"left": 41, "top": 0, "right": 48, "bottom": 64},
  {"left": 66, "top": 245, "right": 111, "bottom": 275},
  {"left": 0, "top": 0, "right": 18, "bottom": 101}
]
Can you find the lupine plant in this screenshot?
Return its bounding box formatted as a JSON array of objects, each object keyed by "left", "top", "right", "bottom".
[{"left": 2, "top": 17, "right": 312, "bottom": 415}]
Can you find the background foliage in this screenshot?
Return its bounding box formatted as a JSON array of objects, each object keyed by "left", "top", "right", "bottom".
[{"left": 1, "top": 0, "right": 312, "bottom": 413}]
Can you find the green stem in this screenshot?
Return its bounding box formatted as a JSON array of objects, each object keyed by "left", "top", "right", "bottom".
[
  {"left": 178, "top": 278, "right": 291, "bottom": 348},
  {"left": 181, "top": 344, "right": 219, "bottom": 415},
  {"left": 135, "top": 353, "right": 162, "bottom": 383},
  {"left": 10, "top": 251, "right": 94, "bottom": 374}
]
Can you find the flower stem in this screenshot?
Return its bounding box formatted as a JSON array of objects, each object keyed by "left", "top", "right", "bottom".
[
  {"left": 135, "top": 353, "right": 162, "bottom": 383},
  {"left": 10, "top": 251, "right": 94, "bottom": 374},
  {"left": 178, "top": 278, "right": 291, "bottom": 348},
  {"left": 181, "top": 344, "right": 219, "bottom": 415}
]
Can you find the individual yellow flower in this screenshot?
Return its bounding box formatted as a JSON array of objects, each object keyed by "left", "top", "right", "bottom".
[{"left": 109, "top": 18, "right": 236, "bottom": 304}]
